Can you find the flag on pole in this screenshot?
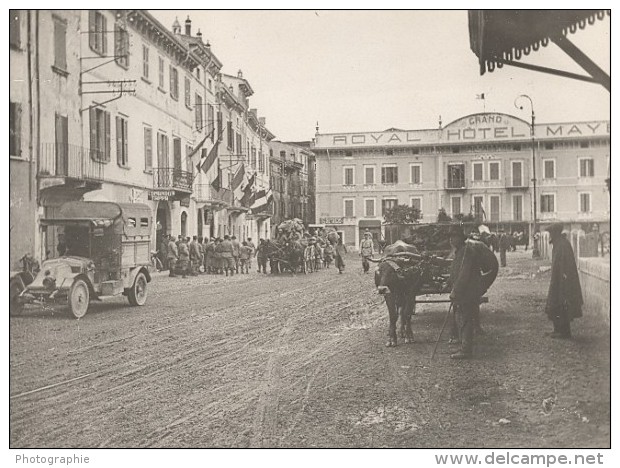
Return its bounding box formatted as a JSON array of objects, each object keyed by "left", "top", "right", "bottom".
[
  {"left": 240, "top": 172, "right": 256, "bottom": 207},
  {"left": 211, "top": 161, "right": 221, "bottom": 192},
  {"left": 197, "top": 141, "right": 219, "bottom": 174},
  {"left": 187, "top": 133, "right": 210, "bottom": 160},
  {"left": 251, "top": 188, "right": 273, "bottom": 214},
  {"left": 476, "top": 93, "right": 485, "bottom": 100}
]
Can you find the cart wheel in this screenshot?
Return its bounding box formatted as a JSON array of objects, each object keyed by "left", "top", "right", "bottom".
[
  {"left": 128, "top": 272, "right": 148, "bottom": 306},
  {"left": 69, "top": 279, "right": 90, "bottom": 319},
  {"left": 9, "top": 277, "right": 25, "bottom": 316}
]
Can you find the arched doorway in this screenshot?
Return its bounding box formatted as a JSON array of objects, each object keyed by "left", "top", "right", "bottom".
[
  {"left": 181, "top": 211, "right": 188, "bottom": 238},
  {"left": 156, "top": 201, "right": 171, "bottom": 249}
]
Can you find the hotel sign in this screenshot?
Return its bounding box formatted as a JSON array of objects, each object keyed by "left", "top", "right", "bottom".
[{"left": 314, "top": 114, "right": 610, "bottom": 148}]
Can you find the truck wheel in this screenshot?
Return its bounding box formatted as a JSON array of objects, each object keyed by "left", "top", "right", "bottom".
[
  {"left": 128, "top": 272, "right": 148, "bottom": 306},
  {"left": 69, "top": 279, "right": 90, "bottom": 319},
  {"left": 9, "top": 277, "right": 25, "bottom": 316}
]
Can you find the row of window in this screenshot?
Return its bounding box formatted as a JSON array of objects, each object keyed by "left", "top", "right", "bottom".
[
  {"left": 341, "top": 192, "right": 595, "bottom": 220},
  {"left": 341, "top": 158, "right": 598, "bottom": 186}
]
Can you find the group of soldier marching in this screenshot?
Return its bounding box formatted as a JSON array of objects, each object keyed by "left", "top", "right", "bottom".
[{"left": 160, "top": 235, "right": 256, "bottom": 278}]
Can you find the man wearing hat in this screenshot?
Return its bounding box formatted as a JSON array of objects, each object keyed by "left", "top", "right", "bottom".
[
  {"left": 498, "top": 228, "right": 511, "bottom": 267},
  {"left": 448, "top": 224, "right": 499, "bottom": 359},
  {"left": 359, "top": 230, "right": 374, "bottom": 273},
  {"left": 544, "top": 223, "right": 583, "bottom": 338}
]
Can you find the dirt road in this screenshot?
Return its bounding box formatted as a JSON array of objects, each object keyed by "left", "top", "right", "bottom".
[{"left": 9, "top": 252, "right": 610, "bottom": 448}]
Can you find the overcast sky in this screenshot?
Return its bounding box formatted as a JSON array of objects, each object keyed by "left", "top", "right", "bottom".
[{"left": 151, "top": 10, "right": 610, "bottom": 141}]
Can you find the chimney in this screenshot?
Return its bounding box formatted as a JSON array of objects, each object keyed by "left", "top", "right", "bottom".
[
  {"left": 185, "top": 16, "right": 192, "bottom": 36},
  {"left": 196, "top": 29, "right": 202, "bottom": 40},
  {"left": 205, "top": 40, "right": 211, "bottom": 50},
  {"left": 250, "top": 108, "right": 258, "bottom": 116},
  {"left": 172, "top": 17, "right": 181, "bottom": 35},
  {"left": 259, "top": 117, "right": 266, "bottom": 126},
  {"left": 237, "top": 69, "right": 243, "bottom": 79}
]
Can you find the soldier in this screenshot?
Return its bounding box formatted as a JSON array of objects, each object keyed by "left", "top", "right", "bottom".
[
  {"left": 239, "top": 241, "right": 251, "bottom": 274},
  {"left": 177, "top": 237, "right": 190, "bottom": 279},
  {"left": 448, "top": 225, "right": 499, "bottom": 359},
  {"left": 231, "top": 235, "right": 241, "bottom": 273},
  {"left": 205, "top": 237, "right": 216, "bottom": 274},
  {"left": 359, "top": 231, "right": 374, "bottom": 274},
  {"left": 256, "top": 238, "right": 268, "bottom": 274},
  {"left": 334, "top": 237, "right": 347, "bottom": 274},
  {"left": 159, "top": 235, "right": 168, "bottom": 271},
  {"left": 213, "top": 238, "right": 224, "bottom": 274},
  {"left": 545, "top": 223, "right": 583, "bottom": 339},
  {"left": 220, "top": 235, "right": 235, "bottom": 276},
  {"left": 246, "top": 237, "right": 256, "bottom": 271},
  {"left": 189, "top": 236, "right": 201, "bottom": 276},
  {"left": 167, "top": 235, "right": 179, "bottom": 278}
]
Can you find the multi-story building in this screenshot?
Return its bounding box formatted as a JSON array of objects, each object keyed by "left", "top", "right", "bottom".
[
  {"left": 312, "top": 112, "right": 610, "bottom": 249},
  {"left": 217, "top": 72, "right": 274, "bottom": 241},
  {"left": 9, "top": 10, "right": 278, "bottom": 267},
  {"left": 268, "top": 141, "right": 312, "bottom": 233}
]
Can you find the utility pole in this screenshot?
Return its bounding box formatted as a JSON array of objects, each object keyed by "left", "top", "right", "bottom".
[{"left": 515, "top": 94, "right": 540, "bottom": 258}]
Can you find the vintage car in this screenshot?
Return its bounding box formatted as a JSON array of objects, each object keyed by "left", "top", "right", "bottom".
[{"left": 17, "top": 201, "right": 152, "bottom": 318}]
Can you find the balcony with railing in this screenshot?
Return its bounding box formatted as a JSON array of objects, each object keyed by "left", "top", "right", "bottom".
[
  {"left": 505, "top": 177, "right": 529, "bottom": 190},
  {"left": 38, "top": 143, "right": 105, "bottom": 192},
  {"left": 444, "top": 178, "right": 467, "bottom": 190},
  {"left": 153, "top": 167, "right": 193, "bottom": 197},
  {"left": 193, "top": 184, "right": 232, "bottom": 208}
]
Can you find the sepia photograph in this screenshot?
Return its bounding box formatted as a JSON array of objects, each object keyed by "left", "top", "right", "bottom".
[{"left": 7, "top": 5, "right": 612, "bottom": 461}]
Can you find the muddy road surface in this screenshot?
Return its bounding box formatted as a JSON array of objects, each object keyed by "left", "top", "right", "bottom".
[{"left": 10, "top": 252, "right": 610, "bottom": 448}]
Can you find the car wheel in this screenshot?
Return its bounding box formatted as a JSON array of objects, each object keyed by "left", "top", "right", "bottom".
[
  {"left": 9, "top": 277, "right": 25, "bottom": 316},
  {"left": 128, "top": 272, "right": 148, "bottom": 306},
  {"left": 69, "top": 279, "right": 90, "bottom": 319}
]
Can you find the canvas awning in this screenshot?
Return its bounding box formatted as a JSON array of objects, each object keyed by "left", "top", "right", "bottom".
[{"left": 468, "top": 10, "right": 610, "bottom": 91}]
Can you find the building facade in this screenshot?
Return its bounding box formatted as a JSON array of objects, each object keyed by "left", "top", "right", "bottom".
[
  {"left": 268, "top": 141, "right": 312, "bottom": 233},
  {"left": 9, "top": 10, "right": 275, "bottom": 268},
  {"left": 312, "top": 112, "right": 610, "bottom": 249}
]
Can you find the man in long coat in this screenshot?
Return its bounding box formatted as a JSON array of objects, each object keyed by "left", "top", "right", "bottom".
[
  {"left": 189, "top": 236, "right": 202, "bottom": 276},
  {"left": 499, "top": 229, "right": 511, "bottom": 267},
  {"left": 167, "top": 235, "right": 179, "bottom": 277},
  {"left": 545, "top": 223, "right": 583, "bottom": 339},
  {"left": 449, "top": 225, "right": 499, "bottom": 359}
]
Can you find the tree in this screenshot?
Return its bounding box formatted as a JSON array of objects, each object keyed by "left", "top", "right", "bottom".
[
  {"left": 454, "top": 212, "right": 476, "bottom": 223},
  {"left": 384, "top": 204, "right": 421, "bottom": 224},
  {"left": 437, "top": 208, "right": 452, "bottom": 223}
]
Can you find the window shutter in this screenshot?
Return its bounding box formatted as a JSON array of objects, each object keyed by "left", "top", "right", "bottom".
[
  {"left": 123, "top": 119, "right": 128, "bottom": 166},
  {"left": 88, "top": 10, "right": 96, "bottom": 50},
  {"left": 15, "top": 103, "right": 22, "bottom": 156},
  {"left": 102, "top": 15, "right": 107, "bottom": 55},
  {"left": 104, "top": 111, "right": 111, "bottom": 162},
  {"left": 116, "top": 116, "right": 122, "bottom": 165},
  {"left": 54, "top": 20, "right": 67, "bottom": 70},
  {"left": 89, "top": 107, "right": 97, "bottom": 159}
]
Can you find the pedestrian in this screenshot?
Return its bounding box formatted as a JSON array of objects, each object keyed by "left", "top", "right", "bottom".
[
  {"left": 231, "top": 235, "right": 241, "bottom": 273},
  {"left": 246, "top": 237, "right": 256, "bottom": 271},
  {"left": 159, "top": 236, "right": 168, "bottom": 271},
  {"left": 239, "top": 241, "right": 251, "bottom": 274},
  {"left": 359, "top": 231, "right": 374, "bottom": 273},
  {"left": 334, "top": 237, "right": 347, "bottom": 274},
  {"left": 448, "top": 225, "right": 499, "bottom": 359},
  {"left": 213, "top": 238, "right": 224, "bottom": 274},
  {"left": 220, "top": 235, "right": 235, "bottom": 276},
  {"left": 499, "top": 229, "right": 511, "bottom": 267},
  {"left": 544, "top": 223, "right": 583, "bottom": 339},
  {"left": 323, "top": 242, "right": 334, "bottom": 268},
  {"left": 189, "top": 236, "right": 201, "bottom": 276},
  {"left": 205, "top": 237, "right": 215, "bottom": 273},
  {"left": 256, "top": 238, "right": 268, "bottom": 273},
  {"left": 167, "top": 235, "right": 179, "bottom": 277},
  {"left": 177, "top": 237, "right": 190, "bottom": 279}
]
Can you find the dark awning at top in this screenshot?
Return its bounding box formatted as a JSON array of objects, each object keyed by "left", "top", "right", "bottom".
[{"left": 468, "top": 10, "right": 610, "bottom": 90}]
